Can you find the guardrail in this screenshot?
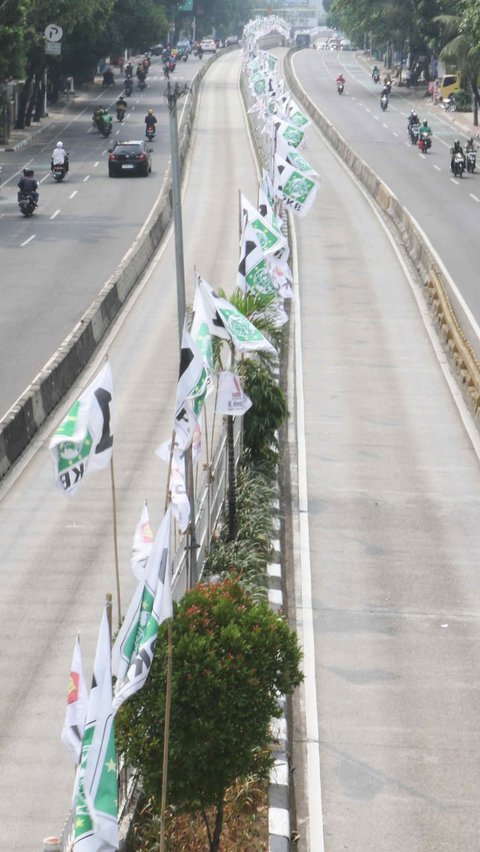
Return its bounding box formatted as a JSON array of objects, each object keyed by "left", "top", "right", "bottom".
[{"left": 283, "top": 49, "right": 480, "bottom": 417}]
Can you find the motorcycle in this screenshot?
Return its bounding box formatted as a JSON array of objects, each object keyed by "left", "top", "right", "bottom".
[
  {"left": 408, "top": 124, "right": 419, "bottom": 144},
  {"left": 452, "top": 151, "right": 465, "bottom": 177},
  {"left": 124, "top": 78, "right": 133, "bottom": 96},
  {"left": 466, "top": 150, "right": 476, "bottom": 173},
  {"left": 372, "top": 71, "right": 380, "bottom": 83},
  {"left": 418, "top": 132, "right": 431, "bottom": 154},
  {"left": 99, "top": 117, "right": 112, "bottom": 137},
  {"left": 441, "top": 94, "right": 457, "bottom": 112},
  {"left": 52, "top": 163, "right": 66, "bottom": 182},
  {"left": 146, "top": 125, "right": 156, "bottom": 141},
  {"left": 337, "top": 81, "right": 344, "bottom": 94},
  {"left": 137, "top": 78, "right": 146, "bottom": 90},
  {"left": 116, "top": 106, "right": 126, "bottom": 122},
  {"left": 380, "top": 94, "right": 388, "bottom": 111},
  {"left": 18, "top": 193, "right": 36, "bottom": 217}
]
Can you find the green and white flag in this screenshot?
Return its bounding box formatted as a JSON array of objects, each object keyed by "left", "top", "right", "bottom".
[
  {"left": 112, "top": 507, "right": 172, "bottom": 712},
  {"left": 196, "top": 275, "right": 276, "bottom": 355},
  {"left": 49, "top": 362, "right": 114, "bottom": 496},
  {"left": 287, "top": 98, "right": 311, "bottom": 128},
  {"left": 240, "top": 194, "right": 286, "bottom": 256},
  {"left": 274, "top": 153, "right": 318, "bottom": 218},
  {"left": 74, "top": 607, "right": 118, "bottom": 851},
  {"left": 274, "top": 118, "right": 305, "bottom": 149},
  {"left": 237, "top": 220, "right": 277, "bottom": 297},
  {"left": 276, "top": 135, "right": 320, "bottom": 181}
]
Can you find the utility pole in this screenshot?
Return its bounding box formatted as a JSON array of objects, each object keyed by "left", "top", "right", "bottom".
[{"left": 164, "top": 80, "right": 198, "bottom": 588}]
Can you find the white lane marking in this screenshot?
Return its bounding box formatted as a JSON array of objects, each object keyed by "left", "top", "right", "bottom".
[
  {"left": 69, "top": 190, "right": 78, "bottom": 199},
  {"left": 351, "top": 95, "right": 356, "bottom": 101},
  {"left": 83, "top": 174, "right": 90, "bottom": 182},
  {"left": 21, "top": 235, "right": 36, "bottom": 247},
  {"left": 358, "top": 101, "right": 363, "bottom": 106},
  {"left": 382, "top": 122, "right": 388, "bottom": 128},
  {"left": 405, "top": 141, "right": 411, "bottom": 147},
  {"left": 450, "top": 177, "right": 459, "bottom": 185},
  {"left": 39, "top": 174, "right": 50, "bottom": 184},
  {"left": 374, "top": 115, "right": 379, "bottom": 121},
  {"left": 50, "top": 209, "right": 60, "bottom": 220},
  {"left": 434, "top": 164, "right": 441, "bottom": 171},
  {"left": 366, "top": 107, "right": 370, "bottom": 113},
  {"left": 393, "top": 131, "right": 398, "bottom": 137},
  {"left": 291, "top": 207, "right": 326, "bottom": 852},
  {"left": 470, "top": 193, "right": 480, "bottom": 202},
  {"left": 94, "top": 161, "right": 99, "bottom": 167}
]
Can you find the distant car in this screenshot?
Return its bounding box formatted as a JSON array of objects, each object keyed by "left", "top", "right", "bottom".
[
  {"left": 225, "top": 35, "right": 239, "bottom": 46},
  {"left": 108, "top": 140, "right": 152, "bottom": 177},
  {"left": 149, "top": 43, "right": 164, "bottom": 56},
  {"left": 200, "top": 38, "right": 217, "bottom": 53},
  {"left": 176, "top": 38, "right": 191, "bottom": 54}
]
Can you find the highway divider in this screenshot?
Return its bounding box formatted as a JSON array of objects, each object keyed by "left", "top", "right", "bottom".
[
  {"left": 284, "top": 50, "right": 480, "bottom": 417},
  {"left": 0, "top": 57, "right": 216, "bottom": 482}
]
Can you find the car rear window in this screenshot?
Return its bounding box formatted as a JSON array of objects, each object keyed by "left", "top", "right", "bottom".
[{"left": 114, "top": 145, "right": 142, "bottom": 155}]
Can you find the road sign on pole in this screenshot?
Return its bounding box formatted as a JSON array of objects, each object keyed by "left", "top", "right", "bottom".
[
  {"left": 45, "top": 24, "right": 63, "bottom": 42},
  {"left": 45, "top": 42, "right": 61, "bottom": 55}
]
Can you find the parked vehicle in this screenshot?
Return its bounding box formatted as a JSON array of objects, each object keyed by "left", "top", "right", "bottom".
[
  {"left": 108, "top": 140, "right": 152, "bottom": 177},
  {"left": 441, "top": 93, "right": 457, "bottom": 112}
]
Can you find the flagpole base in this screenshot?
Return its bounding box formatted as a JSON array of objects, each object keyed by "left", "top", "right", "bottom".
[{"left": 43, "top": 838, "right": 61, "bottom": 852}]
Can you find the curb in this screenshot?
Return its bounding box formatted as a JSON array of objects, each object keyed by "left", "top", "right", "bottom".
[{"left": 1, "top": 121, "right": 53, "bottom": 153}]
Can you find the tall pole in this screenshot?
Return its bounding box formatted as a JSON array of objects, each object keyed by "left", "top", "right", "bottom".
[{"left": 165, "top": 80, "right": 197, "bottom": 588}]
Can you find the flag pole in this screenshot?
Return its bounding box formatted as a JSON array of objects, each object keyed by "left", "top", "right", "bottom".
[
  {"left": 160, "top": 618, "right": 173, "bottom": 852},
  {"left": 109, "top": 459, "right": 122, "bottom": 628}
]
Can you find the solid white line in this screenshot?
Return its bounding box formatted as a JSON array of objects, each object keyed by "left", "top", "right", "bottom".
[
  {"left": 470, "top": 193, "right": 480, "bottom": 202},
  {"left": 69, "top": 190, "right": 77, "bottom": 199},
  {"left": 291, "top": 217, "right": 325, "bottom": 852},
  {"left": 20, "top": 235, "right": 35, "bottom": 247},
  {"left": 50, "top": 209, "right": 60, "bottom": 220},
  {"left": 433, "top": 164, "right": 441, "bottom": 171},
  {"left": 83, "top": 175, "right": 90, "bottom": 182}
]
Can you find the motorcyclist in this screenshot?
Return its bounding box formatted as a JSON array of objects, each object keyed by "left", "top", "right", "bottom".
[
  {"left": 51, "top": 140, "right": 69, "bottom": 172},
  {"left": 102, "top": 67, "right": 114, "bottom": 87},
  {"left": 145, "top": 108, "right": 157, "bottom": 136},
  {"left": 336, "top": 74, "right": 345, "bottom": 85},
  {"left": 372, "top": 65, "right": 379, "bottom": 80},
  {"left": 116, "top": 96, "right": 127, "bottom": 120},
  {"left": 17, "top": 168, "right": 39, "bottom": 205},
  {"left": 124, "top": 75, "right": 133, "bottom": 95},
  {"left": 136, "top": 63, "right": 146, "bottom": 83},
  {"left": 408, "top": 110, "right": 420, "bottom": 129},
  {"left": 419, "top": 119, "right": 432, "bottom": 138},
  {"left": 450, "top": 139, "right": 465, "bottom": 172},
  {"left": 125, "top": 61, "right": 133, "bottom": 77},
  {"left": 381, "top": 83, "right": 390, "bottom": 98},
  {"left": 466, "top": 137, "right": 477, "bottom": 153}
]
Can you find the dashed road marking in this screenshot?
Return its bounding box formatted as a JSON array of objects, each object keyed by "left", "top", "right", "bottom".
[
  {"left": 21, "top": 235, "right": 36, "bottom": 247},
  {"left": 69, "top": 190, "right": 78, "bottom": 199},
  {"left": 450, "top": 177, "right": 459, "bottom": 185},
  {"left": 83, "top": 175, "right": 90, "bottom": 182},
  {"left": 470, "top": 193, "right": 480, "bottom": 202},
  {"left": 393, "top": 131, "right": 398, "bottom": 137},
  {"left": 94, "top": 161, "right": 99, "bottom": 167},
  {"left": 50, "top": 209, "right": 60, "bottom": 220},
  {"left": 433, "top": 164, "right": 441, "bottom": 171}
]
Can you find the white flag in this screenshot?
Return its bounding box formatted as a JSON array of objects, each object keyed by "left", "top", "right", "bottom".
[
  {"left": 74, "top": 607, "right": 118, "bottom": 851},
  {"left": 196, "top": 276, "right": 276, "bottom": 355},
  {"left": 131, "top": 503, "right": 153, "bottom": 581},
  {"left": 240, "top": 194, "right": 287, "bottom": 256},
  {"left": 173, "top": 323, "right": 210, "bottom": 452},
  {"left": 112, "top": 507, "right": 172, "bottom": 712},
  {"left": 61, "top": 636, "right": 88, "bottom": 765},
  {"left": 237, "top": 220, "right": 276, "bottom": 296},
  {"left": 274, "top": 154, "right": 319, "bottom": 217},
  {"left": 155, "top": 444, "right": 191, "bottom": 533},
  {"left": 49, "top": 362, "right": 114, "bottom": 496},
  {"left": 216, "top": 371, "right": 253, "bottom": 416}
]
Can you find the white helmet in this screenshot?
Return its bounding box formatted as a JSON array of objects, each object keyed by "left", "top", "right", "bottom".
[{"left": 57, "top": 141, "right": 64, "bottom": 148}]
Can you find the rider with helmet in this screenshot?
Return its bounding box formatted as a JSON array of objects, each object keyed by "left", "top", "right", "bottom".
[
  {"left": 408, "top": 110, "right": 420, "bottom": 129},
  {"left": 51, "top": 140, "right": 69, "bottom": 172},
  {"left": 145, "top": 108, "right": 157, "bottom": 136},
  {"left": 450, "top": 139, "right": 465, "bottom": 172},
  {"left": 419, "top": 119, "right": 432, "bottom": 148},
  {"left": 17, "top": 168, "right": 39, "bottom": 204},
  {"left": 466, "top": 136, "right": 477, "bottom": 153}
]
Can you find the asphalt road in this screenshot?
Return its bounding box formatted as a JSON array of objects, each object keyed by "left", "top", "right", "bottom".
[
  {"left": 0, "top": 49, "right": 258, "bottom": 850},
  {"left": 286, "top": 50, "right": 480, "bottom": 852},
  {"left": 0, "top": 56, "right": 200, "bottom": 418},
  {"left": 290, "top": 48, "right": 480, "bottom": 351}
]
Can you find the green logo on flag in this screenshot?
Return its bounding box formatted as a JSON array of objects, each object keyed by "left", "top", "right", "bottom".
[{"left": 283, "top": 173, "right": 314, "bottom": 203}]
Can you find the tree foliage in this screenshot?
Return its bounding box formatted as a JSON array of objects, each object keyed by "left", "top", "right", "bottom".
[{"left": 116, "top": 576, "right": 303, "bottom": 849}]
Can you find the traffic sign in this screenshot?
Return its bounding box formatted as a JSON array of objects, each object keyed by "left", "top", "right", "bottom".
[
  {"left": 45, "top": 24, "right": 63, "bottom": 42},
  {"left": 45, "top": 42, "right": 61, "bottom": 55}
]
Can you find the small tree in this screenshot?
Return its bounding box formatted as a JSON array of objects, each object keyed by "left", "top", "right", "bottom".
[{"left": 116, "top": 576, "right": 303, "bottom": 851}]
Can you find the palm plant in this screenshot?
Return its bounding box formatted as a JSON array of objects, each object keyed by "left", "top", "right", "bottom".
[{"left": 436, "top": 0, "right": 480, "bottom": 124}]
